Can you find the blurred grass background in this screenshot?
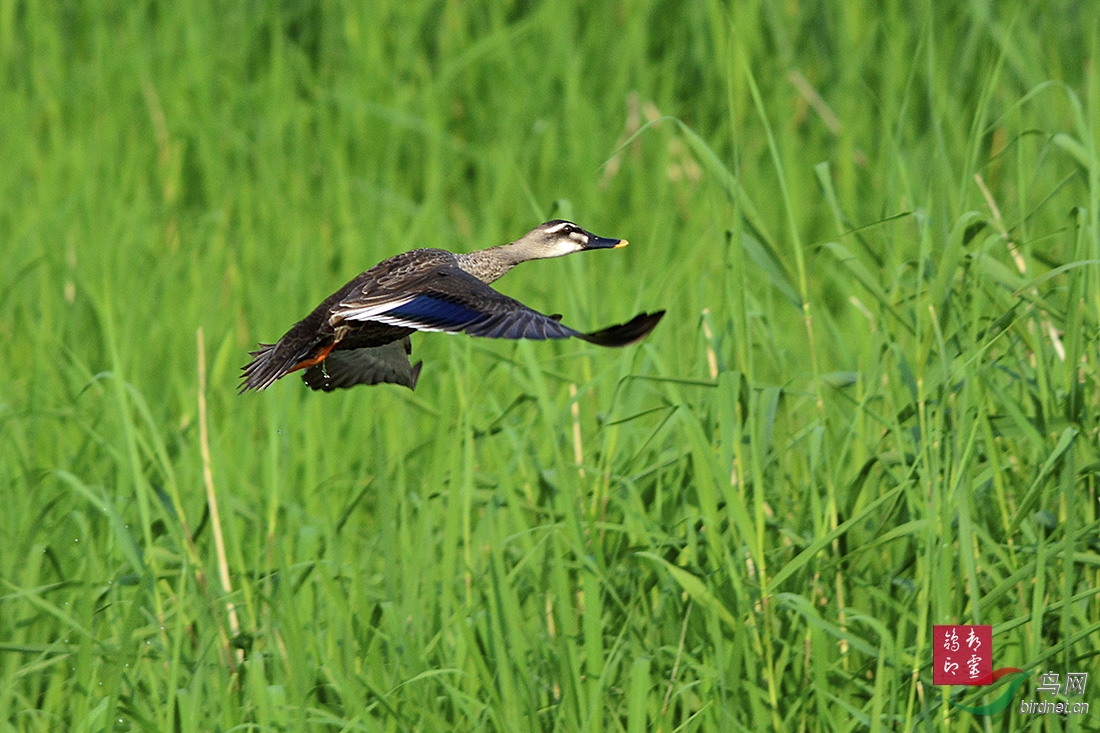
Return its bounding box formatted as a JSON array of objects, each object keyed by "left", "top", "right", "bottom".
[{"left": 2, "top": 1, "right": 1099, "bottom": 730}]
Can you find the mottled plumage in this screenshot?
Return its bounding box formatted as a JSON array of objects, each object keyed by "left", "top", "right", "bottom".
[{"left": 240, "top": 220, "right": 664, "bottom": 392}]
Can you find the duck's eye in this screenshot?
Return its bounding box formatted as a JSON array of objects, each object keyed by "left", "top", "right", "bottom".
[{"left": 544, "top": 221, "right": 574, "bottom": 235}]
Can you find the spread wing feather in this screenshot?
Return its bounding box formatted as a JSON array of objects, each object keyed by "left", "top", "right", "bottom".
[{"left": 302, "top": 338, "right": 422, "bottom": 391}]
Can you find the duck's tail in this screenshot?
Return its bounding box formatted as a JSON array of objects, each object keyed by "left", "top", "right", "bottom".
[{"left": 239, "top": 336, "right": 335, "bottom": 392}]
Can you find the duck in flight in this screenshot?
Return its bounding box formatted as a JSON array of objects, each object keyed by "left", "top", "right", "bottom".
[{"left": 240, "top": 220, "right": 664, "bottom": 392}]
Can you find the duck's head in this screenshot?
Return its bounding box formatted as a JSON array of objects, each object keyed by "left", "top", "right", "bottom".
[{"left": 517, "top": 220, "right": 628, "bottom": 259}]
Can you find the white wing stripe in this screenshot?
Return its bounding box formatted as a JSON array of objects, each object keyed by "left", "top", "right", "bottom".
[
  {"left": 336, "top": 296, "right": 473, "bottom": 333},
  {"left": 335, "top": 296, "right": 417, "bottom": 321},
  {"left": 367, "top": 313, "right": 451, "bottom": 332}
]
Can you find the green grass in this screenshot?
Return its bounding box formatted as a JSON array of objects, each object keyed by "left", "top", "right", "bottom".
[{"left": 2, "top": 2, "right": 1099, "bottom": 731}]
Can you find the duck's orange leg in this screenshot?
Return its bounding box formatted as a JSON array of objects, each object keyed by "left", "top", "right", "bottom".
[{"left": 287, "top": 341, "right": 336, "bottom": 374}]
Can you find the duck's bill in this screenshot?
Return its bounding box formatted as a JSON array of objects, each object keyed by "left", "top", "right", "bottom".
[{"left": 585, "top": 233, "right": 629, "bottom": 249}]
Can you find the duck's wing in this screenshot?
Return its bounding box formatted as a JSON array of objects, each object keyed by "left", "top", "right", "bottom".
[
  {"left": 301, "top": 337, "right": 422, "bottom": 391},
  {"left": 332, "top": 265, "right": 583, "bottom": 340},
  {"left": 334, "top": 264, "right": 665, "bottom": 345},
  {"left": 576, "top": 310, "right": 665, "bottom": 346}
]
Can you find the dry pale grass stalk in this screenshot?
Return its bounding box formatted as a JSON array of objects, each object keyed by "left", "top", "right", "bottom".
[
  {"left": 570, "top": 382, "right": 585, "bottom": 478},
  {"left": 197, "top": 327, "right": 243, "bottom": 666},
  {"left": 701, "top": 308, "right": 718, "bottom": 379}
]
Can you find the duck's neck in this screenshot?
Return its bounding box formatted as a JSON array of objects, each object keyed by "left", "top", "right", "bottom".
[{"left": 455, "top": 242, "right": 531, "bottom": 284}]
